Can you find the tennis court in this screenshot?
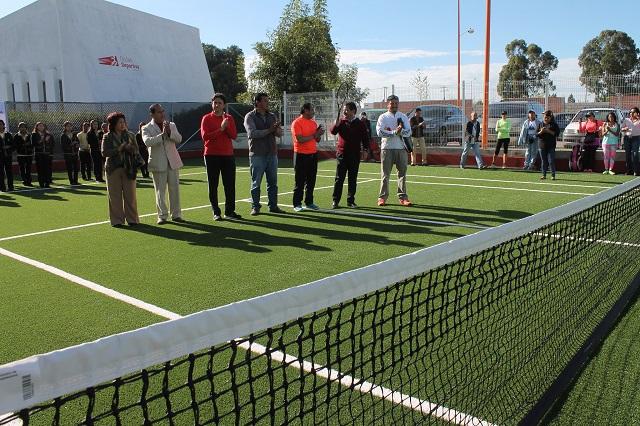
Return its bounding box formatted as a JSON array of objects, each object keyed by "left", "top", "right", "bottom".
[{"left": 1, "top": 158, "right": 639, "bottom": 425}]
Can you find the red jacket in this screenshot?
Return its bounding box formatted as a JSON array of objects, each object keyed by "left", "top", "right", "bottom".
[{"left": 201, "top": 112, "right": 237, "bottom": 156}]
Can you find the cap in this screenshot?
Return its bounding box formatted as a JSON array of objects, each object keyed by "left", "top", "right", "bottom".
[{"left": 528, "top": 110, "right": 536, "bottom": 114}]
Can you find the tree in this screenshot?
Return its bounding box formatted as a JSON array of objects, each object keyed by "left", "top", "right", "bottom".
[
  {"left": 567, "top": 93, "right": 575, "bottom": 103},
  {"left": 329, "top": 64, "right": 369, "bottom": 105},
  {"left": 497, "top": 39, "right": 558, "bottom": 98},
  {"left": 251, "top": 0, "right": 339, "bottom": 96},
  {"left": 202, "top": 44, "right": 248, "bottom": 102},
  {"left": 578, "top": 30, "right": 640, "bottom": 101},
  {"left": 410, "top": 69, "right": 430, "bottom": 101}
]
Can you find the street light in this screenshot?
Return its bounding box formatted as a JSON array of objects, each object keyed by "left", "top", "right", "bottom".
[{"left": 457, "top": 0, "right": 474, "bottom": 108}]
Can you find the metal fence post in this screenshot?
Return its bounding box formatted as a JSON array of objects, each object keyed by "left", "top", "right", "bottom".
[
  {"left": 282, "top": 91, "right": 288, "bottom": 146},
  {"left": 544, "top": 79, "right": 549, "bottom": 111},
  {"left": 391, "top": 84, "right": 395, "bottom": 96},
  {"left": 462, "top": 80, "right": 466, "bottom": 118}
]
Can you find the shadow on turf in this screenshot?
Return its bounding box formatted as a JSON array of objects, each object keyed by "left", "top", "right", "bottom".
[
  {"left": 243, "top": 211, "right": 463, "bottom": 243},
  {"left": 0, "top": 193, "right": 20, "bottom": 207},
  {"left": 125, "top": 222, "right": 331, "bottom": 253},
  {"left": 354, "top": 204, "right": 529, "bottom": 227}
]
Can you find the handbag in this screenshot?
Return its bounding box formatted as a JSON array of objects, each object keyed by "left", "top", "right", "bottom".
[{"left": 403, "top": 137, "right": 413, "bottom": 153}]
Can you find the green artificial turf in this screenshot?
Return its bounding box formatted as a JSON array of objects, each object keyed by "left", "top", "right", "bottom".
[{"left": 0, "top": 157, "right": 637, "bottom": 424}]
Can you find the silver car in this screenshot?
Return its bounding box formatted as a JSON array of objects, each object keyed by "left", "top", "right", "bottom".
[
  {"left": 406, "top": 105, "right": 465, "bottom": 145},
  {"left": 485, "top": 101, "right": 545, "bottom": 142},
  {"left": 562, "top": 108, "right": 626, "bottom": 145}
]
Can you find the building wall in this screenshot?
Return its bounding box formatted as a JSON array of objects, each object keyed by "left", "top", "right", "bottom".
[
  {"left": 0, "top": 0, "right": 213, "bottom": 103},
  {"left": 0, "top": 0, "right": 62, "bottom": 102}
]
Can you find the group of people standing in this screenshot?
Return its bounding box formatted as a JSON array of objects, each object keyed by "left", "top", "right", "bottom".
[{"left": 0, "top": 119, "right": 110, "bottom": 192}]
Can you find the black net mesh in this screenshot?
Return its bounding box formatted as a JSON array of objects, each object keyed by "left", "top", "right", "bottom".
[{"left": 3, "top": 185, "right": 640, "bottom": 425}]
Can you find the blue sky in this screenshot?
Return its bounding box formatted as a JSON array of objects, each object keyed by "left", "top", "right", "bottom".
[{"left": 1, "top": 0, "right": 638, "bottom": 92}]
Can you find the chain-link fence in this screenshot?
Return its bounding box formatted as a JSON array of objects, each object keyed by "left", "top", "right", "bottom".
[
  {"left": 5, "top": 101, "right": 210, "bottom": 157},
  {"left": 362, "top": 75, "right": 640, "bottom": 150},
  {"left": 283, "top": 91, "right": 338, "bottom": 149}
]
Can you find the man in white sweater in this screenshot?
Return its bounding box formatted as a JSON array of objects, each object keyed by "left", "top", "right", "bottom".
[
  {"left": 142, "top": 104, "right": 184, "bottom": 224},
  {"left": 375, "top": 95, "right": 412, "bottom": 206}
]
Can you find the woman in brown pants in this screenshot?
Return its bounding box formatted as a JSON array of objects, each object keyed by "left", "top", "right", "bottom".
[{"left": 101, "top": 112, "right": 140, "bottom": 227}]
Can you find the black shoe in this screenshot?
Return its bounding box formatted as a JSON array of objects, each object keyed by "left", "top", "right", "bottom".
[
  {"left": 331, "top": 202, "right": 339, "bottom": 209},
  {"left": 268, "top": 207, "right": 285, "bottom": 213},
  {"left": 250, "top": 208, "right": 260, "bottom": 216},
  {"left": 213, "top": 214, "right": 222, "bottom": 221},
  {"left": 128, "top": 222, "right": 139, "bottom": 227},
  {"left": 347, "top": 202, "right": 358, "bottom": 208},
  {"left": 172, "top": 217, "right": 186, "bottom": 223},
  {"left": 224, "top": 212, "right": 242, "bottom": 220},
  {"left": 112, "top": 223, "right": 124, "bottom": 228},
  {"left": 157, "top": 219, "right": 168, "bottom": 225}
]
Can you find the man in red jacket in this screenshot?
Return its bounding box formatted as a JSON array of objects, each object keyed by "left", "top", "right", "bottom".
[
  {"left": 200, "top": 93, "right": 241, "bottom": 221},
  {"left": 330, "top": 102, "right": 369, "bottom": 208}
]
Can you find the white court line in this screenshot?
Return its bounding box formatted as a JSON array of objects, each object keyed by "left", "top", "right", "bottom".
[
  {"left": 0, "top": 248, "right": 180, "bottom": 320},
  {"left": 0, "top": 247, "right": 493, "bottom": 426},
  {"left": 319, "top": 169, "right": 616, "bottom": 189},
  {"left": 0, "top": 181, "right": 375, "bottom": 243},
  {"left": 406, "top": 180, "right": 593, "bottom": 196}
]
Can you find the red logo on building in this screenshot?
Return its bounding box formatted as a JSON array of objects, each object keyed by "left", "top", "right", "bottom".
[{"left": 98, "top": 56, "right": 119, "bottom": 66}]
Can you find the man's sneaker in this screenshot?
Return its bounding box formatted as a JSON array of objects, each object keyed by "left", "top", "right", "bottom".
[
  {"left": 331, "top": 202, "right": 339, "bottom": 209},
  {"left": 551, "top": 176, "right": 557, "bottom": 181},
  {"left": 293, "top": 205, "right": 304, "bottom": 212},
  {"left": 347, "top": 202, "right": 358, "bottom": 208},
  {"left": 173, "top": 217, "right": 186, "bottom": 223},
  {"left": 224, "top": 212, "right": 242, "bottom": 219},
  {"left": 377, "top": 198, "right": 386, "bottom": 206},
  {"left": 250, "top": 208, "right": 260, "bottom": 216},
  {"left": 399, "top": 199, "right": 412, "bottom": 207},
  {"left": 157, "top": 218, "right": 168, "bottom": 225},
  {"left": 479, "top": 165, "right": 487, "bottom": 169},
  {"left": 609, "top": 170, "right": 616, "bottom": 175},
  {"left": 213, "top": 214, "right": 222, "bottom": 221},
  {"left": 269, "top": 207, "right": 285, "bottom": 213},
  {"left": 306, "top": 203, "right": 320, "bottom": 210}
]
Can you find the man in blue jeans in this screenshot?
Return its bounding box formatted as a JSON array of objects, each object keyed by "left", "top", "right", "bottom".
[
  {"left": 460, "top": 112, "right": 485, "bottom": 169},
  {"left": 244, "top": 93, "right": 285, "bottom": 215}
]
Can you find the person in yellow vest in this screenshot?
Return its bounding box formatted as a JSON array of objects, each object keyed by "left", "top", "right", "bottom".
[{"left": 492, "top": 110, "right": 511, "bottom": 168}]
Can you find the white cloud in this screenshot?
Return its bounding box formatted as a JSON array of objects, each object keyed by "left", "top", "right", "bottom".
[{"left": 339, "top": 49, "right": 449, "bottom": 65}]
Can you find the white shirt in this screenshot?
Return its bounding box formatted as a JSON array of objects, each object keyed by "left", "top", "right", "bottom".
[
  {"left": 622, "top": 117, "right": 640, "bottom": 137},
  {"left": 376, "top": 111, "right": 412, "bottom": 150}
]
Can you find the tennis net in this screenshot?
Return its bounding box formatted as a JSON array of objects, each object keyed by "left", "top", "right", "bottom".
[{"left": 1, "top": 179, "right": 640, "bottom": 425}]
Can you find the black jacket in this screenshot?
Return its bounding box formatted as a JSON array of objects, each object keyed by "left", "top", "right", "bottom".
[
  {"left": 32, "top": 132, "right": 55, "bottom": 155},
  {"left": 0, "top": 132, "right": 13, "bottom": 160},
  {"left": 61, "top": 133, "right": 79, "bottom": 156},
  {"left": 14, "top": 132, "right": 33, "bottom": 156}
]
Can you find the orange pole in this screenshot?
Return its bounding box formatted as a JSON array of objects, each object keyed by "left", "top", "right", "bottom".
[
  {"left": 457, "top": 0, "right": 461, "bottom": 107},
  {"left": 481, "top": 0, "right": 491, "bottom": 149}
]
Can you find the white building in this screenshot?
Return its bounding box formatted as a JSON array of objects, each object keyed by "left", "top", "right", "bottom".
[{"left": 0, "top": 0, "right": 214, "bottom": 103}]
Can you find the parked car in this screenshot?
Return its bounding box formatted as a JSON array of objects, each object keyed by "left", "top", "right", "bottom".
[
  {"left": 406, "top": 104, "right": 465, "bottom": 145},
  {"left": 554, "top": 112, "right": 574, "bottom": 134},
  {"left": 562, "top": 108, "right": 626, "bottom": 145},
  {"left": 484, "top": 101, "right": 545, "bottom": 142}
]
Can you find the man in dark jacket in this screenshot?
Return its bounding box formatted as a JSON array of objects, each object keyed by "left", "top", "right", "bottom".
[
  {"left": 244, "top": 93, "right": 284, "bottom": 216},
  {"left": 0, "top": 119, "right": 14, "bottom": 191},
  {"left": 330, "top": 102, "right": 370, "bottom": 208}
]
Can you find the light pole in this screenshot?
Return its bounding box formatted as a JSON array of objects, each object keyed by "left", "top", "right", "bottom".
[{"left": 457, "top": 0, "right": 474, "bottom": 108}]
